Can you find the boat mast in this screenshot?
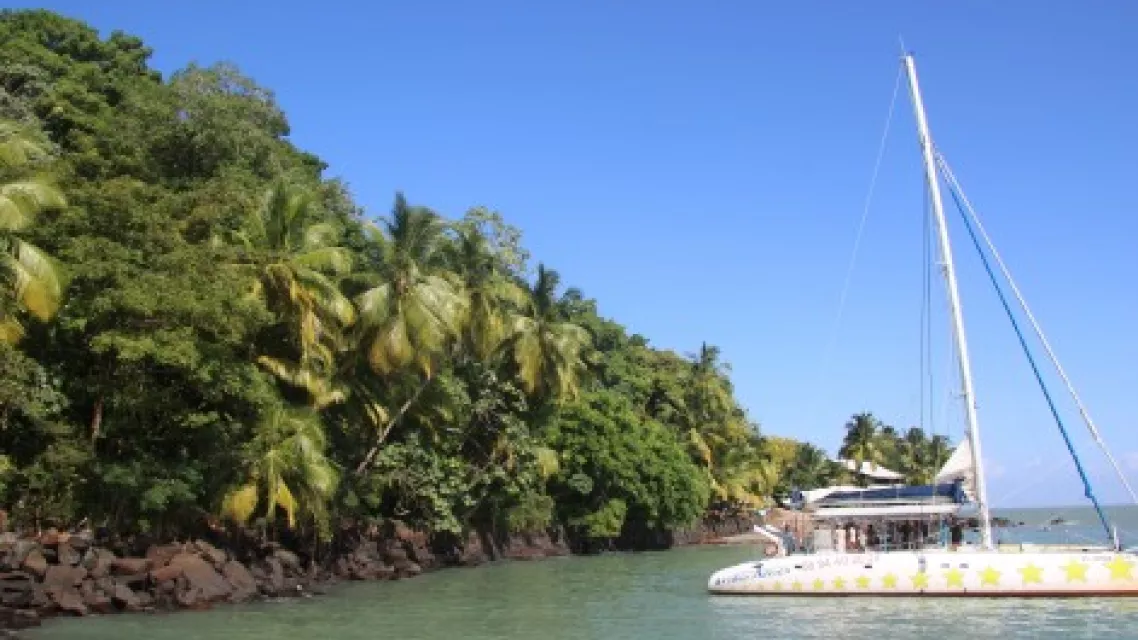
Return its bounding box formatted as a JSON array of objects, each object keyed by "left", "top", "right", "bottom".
[{"left": 902, "top": 53, "right": 994, "bottom": 549}]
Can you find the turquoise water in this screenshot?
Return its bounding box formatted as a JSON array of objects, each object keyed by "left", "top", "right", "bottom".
[{"left": 28, "top": 507, "right": 1138, "bottom": 639}]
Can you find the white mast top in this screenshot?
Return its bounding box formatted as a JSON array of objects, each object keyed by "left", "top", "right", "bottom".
[{"left": 901, "top": 53, "right": 994, "bottom": 549}]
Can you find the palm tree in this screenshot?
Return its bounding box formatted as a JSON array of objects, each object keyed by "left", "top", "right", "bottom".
[
  {"left": 0, "top": 120, "right": 65, "bottom": 343},
  {"left": 505, "top": 263, "right": 591, "bottom": 403},
  {"left": 354, "top": 193, "right": 467, "bottom": 377},
  {"left": 786, "top": 443, "right": 838, "bottom": 490},
  {"left": 899, "top": 427, "right": 931, "bottom": 484},
  {"left": 442, "top": 226, "right": 528, "bottom": 362},
  {"left": 228, "top": 179, "right": 355, "bottom": 405},
  {"left": 351, "top": 194, "right": 468, "bottom": 474},
  {"left": 714, "top": 439, "right": 779, "bottom": 509},
  {"left": 687, "top": 343, "right": 733, "bottom": 421},
  {"left": 927, "top": 434, "right": 952, "bottom": 472},
  {"left": 679, "top": 342, "right": 758, "bottom": 490},
  {"left": 220, "top": 406, "right": 339, "bottom": 540},
  {"left": 838, "top": 412, "right": 885, "bottom": 485},
  {"left": 875, "top": 424, "right": 902, "bottom": 469}
]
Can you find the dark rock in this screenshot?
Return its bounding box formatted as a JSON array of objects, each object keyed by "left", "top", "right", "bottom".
[
  {"left": 193, "top": 540, "right": 227, "bottom": 567},
  {"left": 148, "top": 564, "right": 183, "bottom": 584},
  {"left": 82, "top": 548, "right": 114, "bottom": 579},
  {"left": 27, "top": 585, "right": 50, "bottom": 611},
  {"left": 45, "top": 587, "right": 87, "bottom": 616},
  {"left": 353, "top": 540, "right": 379, "bottom": 560},
  {"left": 38, "top": 548, "right": 57, "bottom": 566},
  {"left": 110, "top": 557, "right": 150, "bottom": 575},
  {"left": 380, "top": 544, "right": 407, "bottom": 563},
  {"left": 7, "top": 541, "right": 36, "bottom": 570},
  {"left": 220, "top": 561, "right": 256, "bottom": 603},
  {"left": 167, "top": 554, "right": 232, "bottom": 605},
  {"left": 41, "top": 566, "right": 86, "bottom": 589},
  {"left": 145, "top": 544, "right": 184, "bottom": 567},
  {"left": 37, "top": 530, "right": 61, "bottom": 548},
  {"left": 392, "top": 559, "right": 421, "bottom": 577},
  {"left": 116, "top": 572, "right": 149, "bottom": 588},
  {"left": 55, "top": 543, "right": 81, "bottom": 568},
  {"left": 79, "top": 580, "right": 114, "bottom": 614},
  {"left": 0, "top": 572, "right": 33, "bottom": 608},
  {"left": 110, "top": 583, "right": 141, "bottom": 611},
  {"left": 18, "top": 551, "right": 46, "bottom": 579},
  {"left": 0, "top": 607, "right": 39, "bottom": 630},
  {"left": 68, "top": 533, "right": 92, "bottom": 553},
  {"left": 273, "top": 548, "right": 300, "bottom": 571},
  {"left": 259, "top": 558, "right": 285, "bottom": 596},
  {"left": 349, "top": 560, "right": 393, "bottom": 581}
]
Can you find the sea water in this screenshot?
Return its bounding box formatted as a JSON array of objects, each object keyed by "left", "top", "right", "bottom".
[{"left": 28, "top": 506, "right": 1138, "bottom": 639}]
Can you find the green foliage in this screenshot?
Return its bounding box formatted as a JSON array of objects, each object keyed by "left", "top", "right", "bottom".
[
  {"left": 547, "top": 390, "right": 710, "bottom": 540},
  {"left": 0, "top": 9, "right": 848, "bottom": 549},
  {"left": 837, "top": 412, "right": 951, "bottom": 486},
  {"left": 504, "top": 491, "right": 554, "bottom": 534}
]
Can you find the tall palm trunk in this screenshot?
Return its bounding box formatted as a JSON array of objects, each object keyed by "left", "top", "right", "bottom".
[
  {"left": 89, "top": 395, "right": 103, "bottom": 443},
  {"left": 353, "top": 377, "right": 433, "bottom": 475}
]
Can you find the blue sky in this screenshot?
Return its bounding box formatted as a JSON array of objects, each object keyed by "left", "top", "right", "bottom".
[{"left": 14, "top": 1, "right": 1138, "bottom": 508}]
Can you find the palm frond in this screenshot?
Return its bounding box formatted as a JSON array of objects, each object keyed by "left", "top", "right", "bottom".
[
  {"left": 220, "top": 483, "right": 260, "bottom": 524},
  {"left": 256, "top": 355, "right": 347, "bottom": 408},
  {"left": 302, "top": 222, "right": 339, "bottom": 250},
  {"left": 4, "top": 239, "right": 62, "bottom": 320},
  {"left": 0, "top": 180, "right": 65, "bottom": 231},
  {"left": 0, "top": 316, "right": 25, "bottom": 345},
  {"left": 0, "top": 122, "right": 53, "bottom": 168}
]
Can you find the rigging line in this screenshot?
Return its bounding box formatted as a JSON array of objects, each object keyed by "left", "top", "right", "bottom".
[
  {"left": 991, "top": 457, "right": 1071, "bottom": 505},
  {"left": 935, "top": 151, "right": 1138, "bottom": 507},
  {"left": 815, "top": 63, "right": 904, "bottom": 425},
  {"left": 941, "top": 166, "right": 1115, "bottom": 544}
]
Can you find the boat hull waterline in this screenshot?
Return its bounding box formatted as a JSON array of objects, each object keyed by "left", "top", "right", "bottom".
[{"left": 707, "top": 550, "right": 1138, "bottom": 597}]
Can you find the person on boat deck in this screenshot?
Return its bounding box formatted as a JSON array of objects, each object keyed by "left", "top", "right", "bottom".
[{"left": 845, "top": 522, "right": 861, "bottom": 551}]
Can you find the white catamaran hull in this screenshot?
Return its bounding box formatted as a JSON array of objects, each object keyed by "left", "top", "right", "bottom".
[{"left": 708, "top": 550, "right": 1138, "bottom": 597}]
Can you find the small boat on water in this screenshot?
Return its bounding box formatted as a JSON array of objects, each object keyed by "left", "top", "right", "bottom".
[{"left": 708, "top": 52, "right": 1138, "bottom": 597}]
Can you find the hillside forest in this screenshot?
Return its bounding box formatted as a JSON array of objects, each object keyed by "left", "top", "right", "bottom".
[{"left": 0, "top": 10, "right": 954, "bottom": 550}]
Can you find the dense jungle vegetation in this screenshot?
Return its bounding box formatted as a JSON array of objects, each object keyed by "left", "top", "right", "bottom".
[{"left": 0, "top": 10, "right": 952, "bottom": 549}]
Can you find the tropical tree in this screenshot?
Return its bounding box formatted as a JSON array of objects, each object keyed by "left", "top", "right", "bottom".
[
  {"left": 712, "top": 437, "right": 779, "bottom": 508},
  {"left": 783, "top": 442, "right": 839, "bottom": 490},
  {"left": 228, "top": 179, "right": 355, "bottom": 404},
  {"left": 221, "top": 406, "right": 339, "bottom": 539},
  {"left": 899, "top": 427, "right": 931, "bottom": 483},
  {"left": 876, "top": 423, "right": 901, "bottom": 469},
  {"left": 351, "top": 194, "right": 468, "bottom": 474},
  {"left": 927, "top": 433, "right": 952, "bottom": 472},
  {"left": 0, "top": 120, "right": 64, "bottom": 343},
  {"left": 505, "top": 263, "right": 591, "bottom": 403},
  {"left": 354, "top": 193, "right": 466, "bottom": 377},
  {"left": 838, "top": 412, "right": 886, "bottom": 484},
  {"left": 442, "top": 225, "right": 527, "bottom": 362}
]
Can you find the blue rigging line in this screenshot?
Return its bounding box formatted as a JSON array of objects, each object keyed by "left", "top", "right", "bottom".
[{"left": 942, "top": 174, "right": 1115, "bottom": 545}]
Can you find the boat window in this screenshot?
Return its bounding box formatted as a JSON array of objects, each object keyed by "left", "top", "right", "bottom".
[
  {"left": 960, "top": 563, "right": 969, "bottom": 568},
  {"left": 940, "top": 563, "right": 950, "bottom": 569}
]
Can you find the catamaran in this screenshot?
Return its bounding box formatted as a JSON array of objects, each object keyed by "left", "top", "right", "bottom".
[{"left": 707, "top": 52, "right": 1138, "bottom": 597}]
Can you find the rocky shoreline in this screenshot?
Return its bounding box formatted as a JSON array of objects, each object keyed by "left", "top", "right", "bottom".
[{"left": 0, "top": 514, "right": 759, "bottom": 636}]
